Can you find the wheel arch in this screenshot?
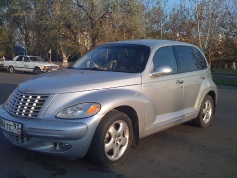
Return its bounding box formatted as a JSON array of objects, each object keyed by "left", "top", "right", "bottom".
[
  {"left": 206, "top": 90, "right": 217, "bottom": 114},
  {"left": 88, "top": 108, "right": 135, "bottom": 166},
  {"left": 34, "top": 66, "right": 41, "bottom": 70},
  {"left": 196, "top": 87, "right": 217, "bottom": 116},
  {"left": 34, "top": 66, "right": 42, "bottom": 74},
  {"left": 114, "top": 106, "right": 140, "bottom": 146}
]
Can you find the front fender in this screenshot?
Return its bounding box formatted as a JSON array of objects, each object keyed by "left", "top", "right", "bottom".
[{"left": 44, "top": 85, "right": 154, "bottom": 135}]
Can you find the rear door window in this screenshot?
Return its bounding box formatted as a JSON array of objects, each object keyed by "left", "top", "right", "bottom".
[
  {"left": 24, "top": 57, "right": 30, "bottom": 62},
  {"left": 191, "top": 47, "right": 207, "bottom": 70},
  {"left": 174, "top": 46, "right": 204, "bottom": 72}
]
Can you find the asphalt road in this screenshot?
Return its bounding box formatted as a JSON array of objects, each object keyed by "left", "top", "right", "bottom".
[{"left": 0, "top": 71, "right": 237, "bottom": 178}]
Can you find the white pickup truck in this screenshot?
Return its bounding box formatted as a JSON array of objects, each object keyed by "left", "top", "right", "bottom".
[{"left": 1, "top": 55, "right": 59, "bottom": 74}]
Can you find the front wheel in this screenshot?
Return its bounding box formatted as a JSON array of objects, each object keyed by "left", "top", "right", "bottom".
[
  {"left": 88, "top": 110, "right": 133, "bottom": 167},
  {"left": 8, "top": 66, "right": 15, "bottom": 73},
  {"left": 193, "top": 95, "right": 214, "bottom": 128}
]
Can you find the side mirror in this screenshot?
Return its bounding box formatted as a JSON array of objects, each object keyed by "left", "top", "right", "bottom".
[{"left": 150, "top": 65, "right": 173, "bottom": 77}]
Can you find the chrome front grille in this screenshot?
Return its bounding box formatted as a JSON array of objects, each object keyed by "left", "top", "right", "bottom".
[
  {"left": 7, "top": 90, "right": 49, "bottom": 118},
  {"left": 49, "top": 65, "right": 58, "bottom": 69}
]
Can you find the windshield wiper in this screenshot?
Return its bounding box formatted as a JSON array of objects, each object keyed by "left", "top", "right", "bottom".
[
  {"left": 67, "top": 66, "right": 75, "bottom": 69},
  {"left": 78, "top": 67, "right": 105, "bottom": 71}
]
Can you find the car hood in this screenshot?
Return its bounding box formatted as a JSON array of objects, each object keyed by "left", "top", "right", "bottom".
[{"left": 18, "top": 69, "right": 141, "bottom": 94}]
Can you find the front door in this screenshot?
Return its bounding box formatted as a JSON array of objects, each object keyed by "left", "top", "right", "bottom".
[
  {"left": 142, "top": 46, "right": 184, "bottom": 131},
  {"left": 14, "top": 56, "right": 24, "bottom": 71}
]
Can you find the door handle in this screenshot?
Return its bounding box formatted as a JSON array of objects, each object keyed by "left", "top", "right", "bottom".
[
  {"left": 201, "top": 75, "right": 206, "bottom": 79},
  {"left": 176, "top": 79, "right": 184, "bottom": 84}
]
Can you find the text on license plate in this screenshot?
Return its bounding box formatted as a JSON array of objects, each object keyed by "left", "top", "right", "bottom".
[{"left": 0, "top": 118, "right": 22, "bottom": 135}]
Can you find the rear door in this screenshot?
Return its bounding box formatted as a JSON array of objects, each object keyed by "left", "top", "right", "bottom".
[
  {"left": 174, "top": 46, "right": 207, "bottom": 110},
  {"left": 23, "top": 56, "right": 33, "bottom": 72}
]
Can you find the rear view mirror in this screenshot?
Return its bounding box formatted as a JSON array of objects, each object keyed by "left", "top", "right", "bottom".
[{"left": 150, "top": 65, "right": 173, "bottom": 77}]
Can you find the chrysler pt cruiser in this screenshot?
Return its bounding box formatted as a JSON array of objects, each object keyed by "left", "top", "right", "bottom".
[{"left": 0, "top": 40, "right": 218, "bottom": 166}]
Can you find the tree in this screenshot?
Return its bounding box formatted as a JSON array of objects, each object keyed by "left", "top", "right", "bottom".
[
  {"left": 143, "top": 0, "right": 169, "bottom": 39},
  {"left": 1, "top": 0, "right": 57, "bottom": 58},
  {"left": 0, "top": 0, "right": 236, "bottom": 64},
  {"left": 168, "top": 2, "right": 195, "bottom": 42},
  {"left": 189, "top": 0, "right": 236, "bottom": 61},
  {"left": 76, "top": 0, "right": 112, "bottom": 47}
]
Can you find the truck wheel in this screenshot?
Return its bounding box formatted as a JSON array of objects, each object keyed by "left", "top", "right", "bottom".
[
  {"left": 8, "top": 66, "right": 15, "bottom": 73},
  {"left": 88, "top": 110, "right": 133, "bottom": 167},
  {"left": 193, "top": 95, "right": 214, "bottom": 128},
  {"left": 34, "top": 67, "right": 41, "bottom": 75}
]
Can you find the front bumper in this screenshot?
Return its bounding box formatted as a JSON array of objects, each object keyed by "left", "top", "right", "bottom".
[
  {"left": 0, "top": 105, "right": 102, "bottom": 159},
  {"left": 42, "top": 69, "right": 58, "bottom": 73},
  {"left": 42, "top": 66, "right": 59, "bottom": 73}
]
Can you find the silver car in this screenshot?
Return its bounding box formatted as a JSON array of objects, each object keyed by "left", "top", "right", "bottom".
[{"left": 0, "top": 40, "right": 217, "bottom": 166}]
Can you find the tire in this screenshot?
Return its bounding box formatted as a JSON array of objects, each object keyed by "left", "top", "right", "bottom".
[
  {"left": 34, "top": 67, "right": 41, "bottom": 75},
  {"left": 193, "top": 95, "right": 214, "bottom": 128},
  {"left": 8, "top": 66, "right": 15, "bottom": 73},
  {"left": 88, "top": 110, "right": 133, "bottom": 167}
]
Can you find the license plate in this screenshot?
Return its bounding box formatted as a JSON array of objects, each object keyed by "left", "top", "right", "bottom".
[{"left": 0, "top": 118, "right": 22, "bottom": 135}]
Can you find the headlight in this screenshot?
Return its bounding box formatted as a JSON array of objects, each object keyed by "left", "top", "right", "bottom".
[
  {"left": 56, "top": 103, "right": 101, "bottom": 119},
  {"left": 4, "top": 92, "right": 13, "bottom": 109},
  {"left": 44, "top": 66, "right": 49, "bottom": 70}
]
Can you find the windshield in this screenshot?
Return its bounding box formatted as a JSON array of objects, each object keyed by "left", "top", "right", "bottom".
[
  {"left": 72, "top": 44, "right": 150, "bottom": 73},
  {"left": 29, "top": 56, "right": 45, "bottom": 62}
]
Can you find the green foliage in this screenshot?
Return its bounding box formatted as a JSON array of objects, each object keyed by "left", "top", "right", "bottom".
[
  {"left": 0, "top": 0, "right": 236, "bottom": 63},
  {"left": 214, "top": 79, "right": 237, "bottom": 87}
]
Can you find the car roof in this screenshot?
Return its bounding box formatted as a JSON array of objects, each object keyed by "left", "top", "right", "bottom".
[{"left": 107, "top": 39, "right": 194, "bottom": 49}]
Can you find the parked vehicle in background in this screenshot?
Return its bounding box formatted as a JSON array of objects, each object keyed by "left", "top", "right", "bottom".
[
  {"left": 0, "top": 40, "right": 218, "bottom": 166},
  {"left": 0, "top": 62, "right": 5, "bottom": 70},
  {"left": 2, "top": 55, "right": 59, "bottom": 74},
  {"left": 0, "top": 56, "right": 8, "bottom": 70}
]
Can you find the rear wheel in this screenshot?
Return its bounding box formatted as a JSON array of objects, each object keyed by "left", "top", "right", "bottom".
[
  {"left": 88, "top": 110, "right": 133, "bottom": 167},
  {"left": 34, "top": 67, "right": 41, "bottom": 75},
  {"left": 193, "top": 95, "right": 214, "bottom": 127},
  {"left": 8, "top": 66, "right": 15, "bottom": 73}
]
